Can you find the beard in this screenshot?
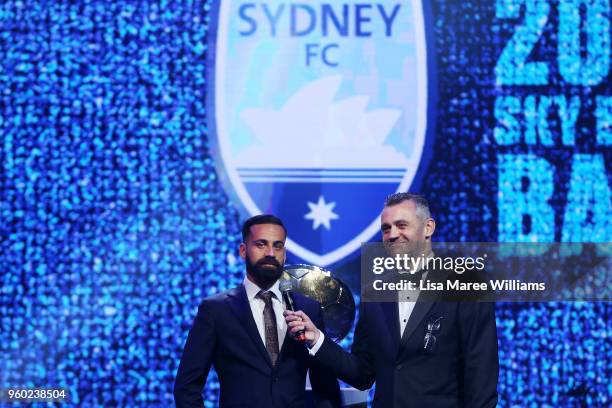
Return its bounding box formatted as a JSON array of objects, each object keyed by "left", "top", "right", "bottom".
[{"left": 246, "top": 255, "right": 283, "bottom": 287}]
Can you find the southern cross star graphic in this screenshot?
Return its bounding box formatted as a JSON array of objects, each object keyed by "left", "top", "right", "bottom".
[{"left": 304, "top": 196, "right": 339, "bottom": 230}]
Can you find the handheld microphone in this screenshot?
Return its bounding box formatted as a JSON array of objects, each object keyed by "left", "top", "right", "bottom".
[{"left": 279, "top": 280, "right": 307, "bottom": 342}]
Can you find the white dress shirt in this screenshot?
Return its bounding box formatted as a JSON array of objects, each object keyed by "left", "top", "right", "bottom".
[
  {"left": 243, "top": 276, "right": 287, "bottom": 349},
  {"left": 398, "top": 270, "right": 428, "bottom": 336}
]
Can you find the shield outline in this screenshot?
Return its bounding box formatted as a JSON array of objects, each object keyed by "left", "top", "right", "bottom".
[{"left": 207, "top": 0, "right": 430, "bottom": 266}]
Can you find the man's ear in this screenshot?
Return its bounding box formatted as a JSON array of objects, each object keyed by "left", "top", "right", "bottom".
[
  {"left": 239, "top": 242, "right": 247, "bottom": 260},
  {"left": 424, "top": 218, "right": 436, "bottom": 239}
]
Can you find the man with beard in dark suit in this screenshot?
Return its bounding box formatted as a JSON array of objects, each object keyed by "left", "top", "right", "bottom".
[
  {"left": 285, "top": 193, "right": 499, "bottom": 408},
  {"left": 174, "top": 214, "right": 341, "bottom": 408}
]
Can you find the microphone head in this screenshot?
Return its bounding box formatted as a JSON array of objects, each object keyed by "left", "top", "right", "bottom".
[{"left": 279, "top": 279, "right": 293, "bottom": 293}]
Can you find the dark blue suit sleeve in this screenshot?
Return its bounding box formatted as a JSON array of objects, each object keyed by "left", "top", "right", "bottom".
[
  {"left": 313, "top": 303, "right": 375, "bottom": 391},
  {"left": 174, "top": 301, "right": 216, "bottom": 408},
  {"left": 459, "top": 301, "right": 499, "bottom": 408},
  {"left": 308, "top": 303, "right": 342, "bottom": 408}
]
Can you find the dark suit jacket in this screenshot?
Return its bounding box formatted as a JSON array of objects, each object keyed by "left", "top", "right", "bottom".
[
  {"left": 174, "top": 284, "right": 341, "bottom": 408},
  {"left": 313, "top": 269, "right": 499, "bottom": 408}
]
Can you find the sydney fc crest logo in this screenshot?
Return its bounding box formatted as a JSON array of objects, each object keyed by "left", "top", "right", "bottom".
[{"left": 209, "top": 1, "right": 430, "bottom": 266}]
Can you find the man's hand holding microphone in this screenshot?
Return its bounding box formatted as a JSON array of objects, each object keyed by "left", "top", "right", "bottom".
[
  {"left": 284, "top": 310, "right": 321, "bottom": 348},
  {"left": 279, "top": 280, "right": 322, "bottom": 348}
]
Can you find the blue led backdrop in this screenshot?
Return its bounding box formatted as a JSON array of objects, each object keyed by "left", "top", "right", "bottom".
[{"left": 0, "top": 0, "right": 610, "bottom": 407}]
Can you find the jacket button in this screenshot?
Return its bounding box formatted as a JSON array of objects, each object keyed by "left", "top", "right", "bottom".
[
  {"left": 273, "top": 377, "right": 278, "bottom": 382},
  {"left": 396, "top": 364, "right": 403, "bottom": 370}
]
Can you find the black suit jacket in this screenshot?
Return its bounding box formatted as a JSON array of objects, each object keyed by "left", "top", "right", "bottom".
[
  {"left": 313, "top": 270, "right": 499, "bottom": 408},
  {"left": 174, "top": 284, "right": 341, "bottom": 408}
]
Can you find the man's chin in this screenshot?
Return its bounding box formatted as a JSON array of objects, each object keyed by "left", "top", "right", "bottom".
[
  {"left": 385, "top": 242, "right": 424, "bottom": 258},
  {"left": 385, "top": 242, "right": 410, "bottom": 254}
]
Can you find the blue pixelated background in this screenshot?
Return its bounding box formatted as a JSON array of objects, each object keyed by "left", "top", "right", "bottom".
[{"left": 0, "top": 0, "right": 610, "bottom": 407}]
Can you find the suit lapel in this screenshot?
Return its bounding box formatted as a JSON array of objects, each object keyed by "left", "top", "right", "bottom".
[
  {"left": 226, "top": 285, "right": 273, "bottom": 368},
  {"left": 398, "top": 267, "right": 449, "bottom": 350},
  {"left": 380, "top": 301, "right": 401, "bottom": 353},
  {"left": 399, "top": 300, "right": 435, "bottom": 349}
]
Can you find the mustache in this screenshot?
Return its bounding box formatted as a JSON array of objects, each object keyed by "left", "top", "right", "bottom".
[{"left": 255, "top": 257, "right": 282, "bottom": 267}]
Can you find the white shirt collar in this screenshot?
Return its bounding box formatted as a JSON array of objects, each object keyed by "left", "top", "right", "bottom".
[{"left": 243, "top": 275, "right": 282, "bottom": 302}]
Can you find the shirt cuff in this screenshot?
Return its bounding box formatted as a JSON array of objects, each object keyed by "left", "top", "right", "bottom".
[{"left": 307, "top": 330, "right": 325, "bottom": 356}]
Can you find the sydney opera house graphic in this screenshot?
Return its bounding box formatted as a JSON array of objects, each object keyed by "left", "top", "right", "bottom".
[{"left": 236, "top": 75, "right": 408, "bottom": 183}]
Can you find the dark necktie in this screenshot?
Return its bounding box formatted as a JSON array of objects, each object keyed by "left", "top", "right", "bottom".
[{"left": 257, "top": 291, "right": 279, "bottom": 366}]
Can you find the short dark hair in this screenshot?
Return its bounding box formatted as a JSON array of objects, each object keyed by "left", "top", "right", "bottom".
[
  {"left": 242, "top": 214, "right": 287, "bottom": 241},
  {"left": 384, "top": 192, "right": 432, "bottom": 221}
]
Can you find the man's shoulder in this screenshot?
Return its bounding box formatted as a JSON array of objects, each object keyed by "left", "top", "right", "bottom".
[{"left": 197, "top": 285, "right": 243, "bottom": 308}]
